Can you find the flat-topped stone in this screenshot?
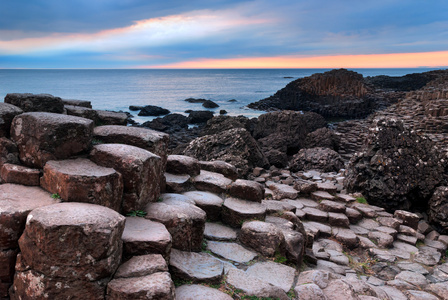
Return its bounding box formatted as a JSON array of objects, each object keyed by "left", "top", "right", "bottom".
[
  {"left": 5, "top": 93, "right": 64, "bottom": 113},
  {"left": 166, "top": 155, "right": 200, "bottom": 176},
  {"left": 221, "top": 197, "right": 266, "bottom": 228},
  {"left": 345, "top": 207, "right": 363, "bottom": 224},
  {"left": 225, "top": 268, "right": 288, "bottom": 300},
  {"left": 121, "top": 217, "right": 171, "bottom": 260},
  {"left": 193, "top": 170, "right": 232, "bottom": 194},
  {"left": 426, "top": 283, "right": 448, "bottom": 300},
  {"left": 182, "top": 191, "right": 223, "bottom": 221},
  {"left": 368, "top": 231, "right": 394, "bottom": 248},
  {"left": 204, "top": 222, "right": 237, "bottom": 241},
  {"left": 198, "top": 160, "right": 238, "bottom": 180},
  {"left": 266, "top": 182, "right": 298, "bottom": 200},
  {"left": 394, "top": 210, "right": 420, "bottom": 230},
  {"left": 311, "top": 190, "right": 335, "bottom": 201},
  {"left": 91, "top": 143, "right": 162, "bottom": 213},
  {"left": 304, "top": 221, "right": 332, "bottom": 238},
  {"left": 176, "top": 284, "right": 232, "bottom": 300},
  {"left": 239, "top": 221, "right": 284, "bottom": 257},
  {"left": 170, "top": 249, "right": 224, "bottom": 283},
  {"left": 351, "top": 202, "right": 378, "bottom": 218},
  {"left": 332, "top": 227, "right": 359, "bottom": 249},
  {"left": 357, "top": 218, "right": 380, "bottom": 230},
  {"left": 377, "top": 217, "right": 402, "bottom": 230},
  {"left": 11, "top": 112, "right": 93, "bottom": 168},
  {"left": 1, "top": 163, "right": 40, "bottom": 186},
  {"left": 296, "top": 197, "right": 319, "bottom": 208},
  {"left": 316, "top": 181, "right": 338, "bottom": 192},
  {"left": 207, "top": 241, "right": 257, "bottom": 263},
  {"left": 335, "top": 193, "right": 356, "bottom": 203},
  {"left": 145, "top": 197, "right": 206, "bottom": 252},
  {"left": 319, "top": 200, "right": 346, "bottom": 213},
  {"left": 165, "top": 173, "right": 191, "bottom": 193},
  {"left": 280, "top": 199, "right": 304, "bottom": 210},
  {"left": 115, "top": 254, "right": 168, "bottom": 278},
  {"left": 228, "top": 179, "right": 264, "bottom": 202},
  {"left": 62, "top": 99, "right": 92, "bottom": 108},
  {"left": 40, "top": 158, "right": 123, "bottom": 211},
  {"left": 95, "top": 110, "right": 128, "bottom": 125},
  {"left": 93, "top": 125, "right": 168, "bottom": 165},
  {"left": 328, "top": 212, "right": 350, "bottom": 228},
  {"left": 0, "top": 103, "right": 22, "bottom": 137},
  {"left": 293, "top": 179, "right": 318, "bottom": 194},
  {"left": 65, "top": 105, "right": 98, "bottom": 122},
  {"left": 261, "top": 200, "right": 295, "bottom": 213},
  {"left": 0, "top": 184, "right": 60, "bottom": 250},
  {"left": 303, "top": 207, "right": 328, "bottom": 222},
  {"left": 295, "top": 283, "right": 326, "bottom": 300},
  {"left": 246, "top": 261, "right": 296, "bottom": 292},
  {"left": 107, "top": 272, "right": 175, "bottom": 300}
]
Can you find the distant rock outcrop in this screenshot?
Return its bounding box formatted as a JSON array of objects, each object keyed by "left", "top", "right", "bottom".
[
  {"left": 289, "top": 147, "right": 344, "bottom": 173},
  {"left": 248, "top": 69, "right": 400, "bottom": 118}
]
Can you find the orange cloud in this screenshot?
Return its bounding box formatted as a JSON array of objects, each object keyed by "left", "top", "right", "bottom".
[{"left": 148, "top": 51, "right": 448, "bottom": 69}]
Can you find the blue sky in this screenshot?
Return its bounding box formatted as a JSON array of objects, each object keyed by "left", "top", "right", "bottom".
[{"left": 0, "top": 0, "right": 447, "bottom": 68}]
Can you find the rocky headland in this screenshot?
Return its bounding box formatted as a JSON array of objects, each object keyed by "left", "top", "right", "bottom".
[{"left": 0, "top": 68, "right": 448, "bottom": 300}]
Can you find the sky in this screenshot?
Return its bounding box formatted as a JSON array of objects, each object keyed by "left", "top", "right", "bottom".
[{"left": 0, "top": 0, "right": 447, "bottom": 69}]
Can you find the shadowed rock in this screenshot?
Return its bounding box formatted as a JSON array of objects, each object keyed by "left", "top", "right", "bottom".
[
  {"left": 0, "top": 103, "right": 22, "bottom": 138},
  {"left": 1, "top": 163, "right": 40, "bottom": 186},
  {"left": 5, "top": 93, "right": 64, "bottom": 113}
]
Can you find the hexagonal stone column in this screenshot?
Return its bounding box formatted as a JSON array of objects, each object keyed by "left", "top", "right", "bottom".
[
  {"left": 10, "top": 112, "right": 93, "bottom": 168},
  {"left": 90, "top": 144, "right": 162, "bottom": 214},
  {"left": 10, "top": 202, "right": 125, "bottom": 300},
  {"left": 0, "top": 184, "right": 59, "bottom": 297},
  {"left": 40, "top": 158, "right": 124, "bottom": 212}
]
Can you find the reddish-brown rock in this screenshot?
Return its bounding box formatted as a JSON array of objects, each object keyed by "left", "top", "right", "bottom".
[
  {"left": 166, "top": 155, "right": 200, "bottom": 176},
  {"left": 239, "top": 221, "right": 284, "bottom": 257},
  {"left": 11, "top": 202, "right": 125, "bottom": 300},
  {"left": 0, "top": 138, "right": 19, "bottom": 168},
  {"left": 145, "top": 197, "right": 206, "bottom": 252},
  {"left": 10, "top": 112, "right": 93, "bottom": 168},
  {"left": 1, "top": 163, "right": 40, "bottom": 186},
  {"left": 228, "top": 179, "right": 264, "bottom": 202},
  {"left": 198, "top": 160, "right": 238, "bottom": 180},
  {"left": 5, "top": 93, "right": 64, "bottom": 113},
  {"left": 93, "top": 125, "right": 169, "bottom": 167},
  {"left": 90, "top": 144, "right": 162, "bottom": 214},
  {"left": 40, "top": 158, "right": 123, "bottom": 212},
  {"left": 0, "top": 103, "right": 22, "bottom": 138}
]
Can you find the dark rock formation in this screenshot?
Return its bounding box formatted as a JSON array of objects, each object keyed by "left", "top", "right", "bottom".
[
  {"left": 202, "top": 115, "right": 256, "bottom": 136},
  {"left": 0, "top": 138, "right": 19, "bottom": 168},
  {"left": 305, "top": 128, "right": 340, "bottom": 151},
  {"left": 0, "top": 103, "right": 22, "bottom": 138},
  {"left": 5, "top": 93, "right": 64, "bottom": 114},
  {"left": 62, "top": 99, "right": 92, "bottom": 108},
  {"left": 183, "top": 128, "right": 269, "bottom": 177},
  {"left": 364, "top": 72, "right": 439, "bottom": 91},
  {"left": 202, "top": 100, "right": 219, "bottom": 108},
  {"left": 138, "top": 105, "right": 171, "bottom": 116},
  {"left": 142, "top": 113, "right": 188, "bottom": 134},
  {"left": 185, "top": 98, "right": 208, "bottom": 103},
  {"left": 187, "top": 111, "right": 214, "bottom": 124},
  {"left": 344, "top": 118, "right": 445, "bottom": 211},
  {"left": 428, "top": 186, "right": 448, "bottom": 234},
  {"left": 289, "top": 147, "right": 344, "bottom": 173},
  {"left": 248, "top": 69, "right": 399, "bottom": 118}
]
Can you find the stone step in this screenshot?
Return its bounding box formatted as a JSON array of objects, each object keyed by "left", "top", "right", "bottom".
[
  {"left": 228, "top": 179, "right": 264, "bottom": 202},
  {"left": 166, "top": 155, "right": 200, "bottom": 176},
  {"left": 40, "top": 158, "right": 123, "bottom": 212},
  {"left": 204, "top": 222, "right": 237, "bottom": 241},
  {"left": 114, "top": 254, "right": 168, "bottom": 279},
  {"left": 183, "top": 191, "right": 224, "bottom": 222},
  {"left": 176, "top": 284, "right": 232, "bottom": 300},
  {"left": 95, "top": 110, "right": 128, "bottom": 125},
  {"left": 90, "top": 143, "right": 162, "bottom": 214},
  {"left": 266, "top": 182, "right": 298, "bottom": 200},
  {"left": 221, "top": 197, "right": 266, "bottom": 228},
  {"left": 245, "top": 261, "right": 296, "bottom": 293},
  {"left": 169, "top": 249, "right": 224, "bottom": 283},
  {"left": 193, "top": 170, "right": 233, "bottom": 194},
  {"left": 0, "top": 163, "right": 40, "bottom": 186},
  {"left": 206, "top": 241, "right": 257, "bottom": 263},
  {"left": 121, "top": 217, "right": 172, "bottom": 261},
  {"left": 198, "top": 160, "right": 238, "bottom": 181},
  {"left": 165, "top": 173, "right": 191, "bottom": 193},
  {"left": 145, "top": 197, "right": 206, "bottom": 252},
  {"left": 239, "top": 221, "right": 284, "bottom": 257}
]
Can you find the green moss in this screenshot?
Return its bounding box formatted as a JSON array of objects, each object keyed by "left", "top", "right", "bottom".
[
  {"left": 356, "top": 197, "right": 368, "bottom": 204},
  {"left": 51, "top": 193, "right": 61, "bottom": 199},
  {"left": 126, "top": 210, "right": 147, "bottom": 217}
]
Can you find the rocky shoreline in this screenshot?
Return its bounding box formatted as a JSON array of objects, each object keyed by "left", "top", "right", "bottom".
[{"left": 0, "top": 68, "right": 447, "bottom": 300}]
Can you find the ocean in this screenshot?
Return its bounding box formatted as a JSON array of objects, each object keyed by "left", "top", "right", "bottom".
[{"left": 0, "top": 68, "right": 442, "bottom": 123}]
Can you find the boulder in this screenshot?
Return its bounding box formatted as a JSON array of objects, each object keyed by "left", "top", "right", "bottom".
[
  {"left": 345, "top": 118, "right": 445, "bottom": 211},
  {"left": 193, "top": 170, "right": 232, "bottom": 194},
  {"left": 62, "top": 99, "right": 92, "bottom": 108},
  {"left": 90, "top": 144, "right": 162, "bottom": 213},
  {"left": 64, "top": 105, "right": 98, "bottom": 122},
  {"left": 40, "top": 158, "right": 123, "bottom": 211},
  {"left": 12, "top": 202, "right": 125, "bottom": 300},
  {"left": 0, "top": 137, "right": 19, "bottom": 167},
  {"left": 289, "top": 147, "right": 344, "bottom": 172},
  {"left": 221, "top": 197, "right": 266, "bottom": 228},
  {"left": 0, "top": 103, "right": 22, "bottom": 137},
  {"left": 202, "top": 100, "right": 219, "bottom": 108},
  {"left": 10, "top": 112, "right": 93, "bottom": 168},
  {"left": 166, "top": 155, "right": 200, "bottom": 176},
  {"left": 5, "top": 93, "right": 64, "bottom": 113},
  {"left": 93, "top": 125, "right": 169, "bottom": 167},
  {"left": 183, "top": 191, "right": 224, "bottom": 221},
  {"left": 185, "top": 98, "right": 208, "bottom": 103},
  {"left": 145, "top": 197, "right": 206, "bottom": 252},
  {"left": 253, "top": 110, "right": 326, "bottom": 158},
  {"left": 187, "top": 111, "right": 214, "bottom": 124},
  {"left": 201, "top": 115, "right": 255, "bottom": 136},
  {"left": 1, "top": 163, "right": 40, "bottom": 186},
  {"left": 428, "top": 186, "right": 448, "bottom": 234},
  {"left": 305, "top": 127, "right": 341, "bottom": 151},
  {"left": 198, "top": 160, "right": 238, "bottom": 180},
  {"left": 96, "top": 110, "right": 128, "bottom": 125},
  {"left": 141, "top": 113, "right": 188, "bottom": 134},
  {"left": 138, "top": 105, "right": 170, "bottom": 116},
  {"left": 239, "top": 221, "right": 284, "bottom": 257},
  {"left": 183, "top": 128, "right": 269, "bottom": 176}
]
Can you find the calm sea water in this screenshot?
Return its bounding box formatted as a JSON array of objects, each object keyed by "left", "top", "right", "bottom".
[{"left": 0, "top": 68, "right": 442, "bottom": 123}]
